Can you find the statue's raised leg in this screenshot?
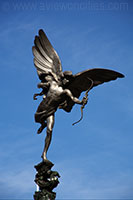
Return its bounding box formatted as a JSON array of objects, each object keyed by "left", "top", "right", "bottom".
[{"left": 37, "top": 121, "right": 47, "bottom": 134}]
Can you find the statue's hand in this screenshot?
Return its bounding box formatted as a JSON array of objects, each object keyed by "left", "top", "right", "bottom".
[
  {"left": 33, "top": 94, "right": 38, "bottom": 100},
  {"left": 82, "top": 96, "right": 88, "bottom": 108}
]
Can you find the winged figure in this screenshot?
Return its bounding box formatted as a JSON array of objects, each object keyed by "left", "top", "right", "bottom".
[{"left": 32, "top": 29, "right": 124, "bottom": 160}]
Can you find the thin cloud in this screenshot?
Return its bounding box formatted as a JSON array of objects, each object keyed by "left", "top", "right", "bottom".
[
  {"left": 0, "top": 164, "right": 35, "bottom": 198},
  {"left": 55, "top": 159, "right": 133, "bottom": 199}
]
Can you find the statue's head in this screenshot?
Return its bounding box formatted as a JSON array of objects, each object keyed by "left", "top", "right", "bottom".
[
  {"left": 63, "top": 71, "right": 73, "bottom": 77},
  {"left": 62, "top": 71, "right": 74, "bottom": 86}
]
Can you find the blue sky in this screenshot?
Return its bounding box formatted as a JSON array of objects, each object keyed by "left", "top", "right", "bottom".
[{"left": 0, "top": 0, "right": 133, "bottom": 199}]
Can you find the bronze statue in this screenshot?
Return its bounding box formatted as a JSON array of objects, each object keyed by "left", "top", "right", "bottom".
[{"left": 32, "top": 29, "right": 124, "bottom": 161}]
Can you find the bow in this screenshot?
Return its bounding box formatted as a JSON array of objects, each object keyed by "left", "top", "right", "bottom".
[{"left": 72, "top": 78, "right": 93, "bottom": 126}]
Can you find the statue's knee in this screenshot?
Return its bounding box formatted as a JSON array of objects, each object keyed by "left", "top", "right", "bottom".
[
  {"left": 47, "top": 129, "right": 52, "bottom": 135},
  {"left": 47, "top": 124, "right": 53, "bottom": 132}
]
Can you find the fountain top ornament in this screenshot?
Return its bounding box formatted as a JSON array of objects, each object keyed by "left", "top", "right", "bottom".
[{"left": 32, "top": 29, "right": 124, "bottom": 161}]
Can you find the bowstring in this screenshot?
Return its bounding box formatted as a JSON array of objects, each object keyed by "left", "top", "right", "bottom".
[{"left": 72, "top": 78, "right": 94, "bottom": 126}]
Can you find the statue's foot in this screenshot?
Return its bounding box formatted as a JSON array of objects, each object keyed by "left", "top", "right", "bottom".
[
  {"left": 41, "top": 155, "right": 53, "bottom": 165},
  {"left": 37, "top": 122, "right": 47, "bottom": 134},
  {"left": 37, "top": 127, "right": 43, "bottom": 134},
  {"left": 41, "top": 153, "right": 47, "bottom": 161}
]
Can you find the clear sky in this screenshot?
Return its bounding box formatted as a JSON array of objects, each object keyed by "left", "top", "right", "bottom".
[{"left": 0, "top": 0, "right": 133, "bottom": 199}]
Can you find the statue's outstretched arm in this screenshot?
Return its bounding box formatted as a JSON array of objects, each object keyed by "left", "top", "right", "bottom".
[
  {"left": 33, "top": 91, "right": 44, "bottom": 100},
  {"left": 64, "top": 89, "right": 87, "bottom": 105},
  {"left": 33, "top": 82, "right": 50, "bottom": 100}
]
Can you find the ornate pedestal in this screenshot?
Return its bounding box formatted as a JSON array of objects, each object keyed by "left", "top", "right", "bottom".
[{"left": 33, "top": 160, "right": 60, "bottom": 200}]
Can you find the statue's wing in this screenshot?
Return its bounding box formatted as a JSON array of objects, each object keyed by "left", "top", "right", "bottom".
[
  {"left": 32, "top": 29, "right": 62, "bottom": 81},
  {"left": 61, "top": 68, "right": 124, "bottom": 112}
]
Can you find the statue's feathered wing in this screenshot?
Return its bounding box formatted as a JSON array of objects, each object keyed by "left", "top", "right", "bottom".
[
  {"left": 32, "top": 29, "right": 124, "bottom": 113},
  {"left": 32, "top": 29, "right": 62, "bottom": 81},
  {"left": 62, "top": 68, "right": 124, "bottom": 112}
]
